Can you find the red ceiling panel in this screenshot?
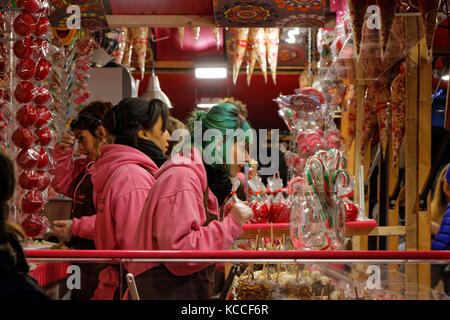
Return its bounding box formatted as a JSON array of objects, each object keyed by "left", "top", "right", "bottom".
[
  {"left": 134, "top": 72, "right": 299, "bottom": 130},
  {"left": 108, "top": 0, "right": 213, "bottom": 15},
  {"left": 154, "top": 28, "right": 224, "bottom": 61}
]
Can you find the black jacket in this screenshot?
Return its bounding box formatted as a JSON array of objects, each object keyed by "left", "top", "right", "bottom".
[{"left": 0, "top": 230, "right": 50, "bottom": 300}]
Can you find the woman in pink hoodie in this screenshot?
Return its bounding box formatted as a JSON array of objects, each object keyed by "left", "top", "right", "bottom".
[
  {"left": 53, "top": 98, "right": 170, "bottom": 300},
  {"left": 129, "top": 103, "right": 254, "bottom": 299},
  {"left": 50, "top": 101, "right": 112, "bottom": 300}
]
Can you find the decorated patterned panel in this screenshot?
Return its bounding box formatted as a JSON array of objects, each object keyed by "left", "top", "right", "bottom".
[
  {"left": 49, "top": 0, "right": 108, "bottom": 29},
  {"left": 213, "top": 0, "right": 325, "bottom": 28}
]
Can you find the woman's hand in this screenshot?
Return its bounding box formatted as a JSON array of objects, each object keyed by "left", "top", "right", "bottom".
[
  {"left": 52, "top": 220, "right": 74, "bottom": 242},
  {"left": 58, "top": 131, "right": 75, "bottom": 149},
  {"left": 230, "top": 202, "right": 253, "bottom": 225}
]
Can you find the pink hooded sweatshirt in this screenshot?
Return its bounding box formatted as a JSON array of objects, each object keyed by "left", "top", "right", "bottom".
[
  {"left": 82, "top": 144, "right": 158, "bottom": 300},
  {"left": 129, "top": 147, "right": 243, "bottom": 278}
]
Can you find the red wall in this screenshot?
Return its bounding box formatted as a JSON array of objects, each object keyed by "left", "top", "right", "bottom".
[{"left": 133, "top": 72, "right": 300, "bottom": 130}]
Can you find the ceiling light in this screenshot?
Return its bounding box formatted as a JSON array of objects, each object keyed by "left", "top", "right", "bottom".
[
  {"left": 196, "top": 103, "right": 217, "bottom": 109},
  {"left": 140, "top": 69, "right": 173, "bottom": 108},
  {"left": 442, "top": 74, "right": 450, "bottom": 81},
  {"left": 195, "top": 67, "right": 227, "bottom": 79}
]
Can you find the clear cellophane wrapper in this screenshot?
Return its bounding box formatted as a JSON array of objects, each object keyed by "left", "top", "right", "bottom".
[
  {"left": 248, "top": 177, "right": 270, "bottom": 224},
  {"left": 268, "top": 176, "right": 290, "bottom": 223},
  {"left": 224, "top": 177, "right": 243, "bottom": 218}
]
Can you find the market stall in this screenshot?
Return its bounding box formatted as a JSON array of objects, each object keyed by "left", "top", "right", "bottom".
[{"left": 0, "top": 0, "right": 449, "bottom": 300}]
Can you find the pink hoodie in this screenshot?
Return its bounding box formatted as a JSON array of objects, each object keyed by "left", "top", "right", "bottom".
[
  {"left": 84, "top": 144, "right": 158, "bottom": 300},
  {"left": 129, "top": 147, "right": 243, "bottom": 278}
]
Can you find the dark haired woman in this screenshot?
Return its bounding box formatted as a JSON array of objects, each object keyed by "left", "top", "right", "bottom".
[
  {"left": 51, "top": 101, "right": 112, "bottom": 300},
  {"left": 129, "top": 104, "right": 254, "bottom": 299},
  {"left": 0, "top": 151, "right": 49, "bottom": 300},
  {"left": 54, "top": 98, "right": 170, "bottom": 300}
]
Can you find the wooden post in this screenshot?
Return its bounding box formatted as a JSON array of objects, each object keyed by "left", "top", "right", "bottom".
[
  {"left": 417, "top": 35, "right": 432, "bottom": 299},
  {"left": 404, "top": 16, "right": 421, "bottom": 300}
]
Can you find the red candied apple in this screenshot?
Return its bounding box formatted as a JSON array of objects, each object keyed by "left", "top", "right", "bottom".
[
  {"left": 224, "top": 200, "right": 236, "bottom": 218},
  {"left": 14, "top": 81, "right": 35, "bottom": 103},
  {"left": 12, "top": 127, "right": 34, "bottom": 148},
  {"left": 35, "top": 106, "right": 51, "bottom": 127},
  {"left": 35, "top": 170, "right": 50, "bottom": 191},
  {"left": 16, "top": 104, "right": 37, "bottom": 127},
  {"left": 34, "top": 38, "right": 49, "bottom": 58},
  {"left": 36, "top": 148, "right": 49, "bottom": 168},
  {"left": 271, "top": 201, "right": 290, "bottom": 223},
  {"left": 344, "top": 201, "right": 358, "bottom": 222},
  {"left": 16, "top": 58, "right": 36, "bottom": 80},
  {"left": 35, "top": 126, "right": 53, "bottom": 146},
  {"left": 16, "top": 148, "right": 39, "bottom": 169},
  {"left": 13, "top": 37, "right": 35, "bottom": 58},
  {"left": 17, "top": 0, "right": 41, "bottom": 13},
  {"left": 249, "top": 201, "right": 270, "bottom": 223},
  {"left": 21, "top": 214, "right": 49, "bottom": 238},
  {"left": 21, "top": 190, "right": 44, "bottom": 214},
  {"left": 34, "top": 16, "right": 50, "bottom": 36},
  {"left": 18, "top": 170, "right": 39, "bottom": 190},
  {"left": 33, "top": 86, "right": 50, "bottom": 105},
  {"left": 13, "top": 12, "right": 37, "bottom": 36},
  {"left": 34, "top": 58, "right": 51, "bottom": 81}
]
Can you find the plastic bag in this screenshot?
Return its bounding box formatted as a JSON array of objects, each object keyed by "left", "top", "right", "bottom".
[
  {"left": 268, "top": 176, "right": 290, "bottom": 223},
  {"left": 248, "top": 177, "right": 270, "bottom": 224},
  {"left": 224, "top": 177, "right": 243, "bottom": 218}
]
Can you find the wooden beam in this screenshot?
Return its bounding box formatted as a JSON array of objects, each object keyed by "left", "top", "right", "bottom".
[
  {"left": 106, "top": 15, "right": 216, "bottom": 27},
  {"left": 418, "top": 35, "right": 432, "bottom": 299}
]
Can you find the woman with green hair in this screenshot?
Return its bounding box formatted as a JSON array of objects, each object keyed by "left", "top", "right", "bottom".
[{"left": 129, "top": 104, "right": 254, "bottom": 300}]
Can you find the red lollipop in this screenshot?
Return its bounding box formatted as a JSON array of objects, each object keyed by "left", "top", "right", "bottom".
[
  {"left": 21, "top": 214, "right": 49, "bottom": 238},
  {"left": 12, "top": 127, "right": 34, "bottom": 148},
  {"left": 35, "top": 126, "right": 53, "bottom": 146},
  {"left": 13, "top": 12, "right": 37, "bottom": 36},
  {"left": 16, "top": 58, "right": 36, "bottom": 80},
  {"left": 36, "top": 148, "right": 49, "bottom": 168},
  {"left": 17, "top": 0, "right": 41, "bottom": 13},
  {"left": 14, "top": 81, "right": 35, "bottom": 103},
  {"left": 33, "top": 86, "right": 50, "bottom": 105},
  {"left": 35, "top": 106, "right": 51, "bottom": 127},
  {"left": 34, "top": 38, "right": 49, "bottom": 58},
  {"left": 13, "top": 37, "right": 35, "bottom": 58},
  {"left": 18, "top": 170, "right": 40, "bottom": 190},
  {"left": 21, "top": 190, "right": 45, "bottom": 214},
  {"left": 35, "top": 16, "right": 50, "bottom": 36},
  {"left": 34, "top": 59, "right": 51, "bottom": 81},
  {"left": 16, "top": 104, "right": 37, "bottom": 127},
  {"left": 16, "top": 148, "right": 39, "bottom": 169}
]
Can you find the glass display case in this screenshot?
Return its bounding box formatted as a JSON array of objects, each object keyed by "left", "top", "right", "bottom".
[{"left": 24, "top": 250, "right": 450, "bottom": 300}]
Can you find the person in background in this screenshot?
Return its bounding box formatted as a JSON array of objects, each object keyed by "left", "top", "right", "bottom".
[
  {"left": 53, "top": 98, "right": 171, "bottom": 300},
  {"left": 431, "top": 163, "right": 450, "bottom": 237},
  {"left": 0, "top": 151, "right": 49, "bottom": 300},
  {"left": 431, "top": 164, "right": 450, "bottom": 295},
  {"left": 129, "top": 104, "right": 254, "bottom": 299},
  {"left": 50, "top": 101, "right": 112, "bottom": 300},
  {"left": 218, "top": 97, "right": 248, "bottom": 121},
  {"left": 166, "top": 115, "right": 187, "bottom": 158}
]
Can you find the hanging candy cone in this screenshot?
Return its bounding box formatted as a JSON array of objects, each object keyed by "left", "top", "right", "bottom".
[
  {"left": 345, "top": 84, "right": 357, "bottom": 151},
  {"left": 265, "top": 28, "right": 280, "bottom": 85},
  {"left": 376, "top": 0, "right": 397, "bottom": 57},
  {"left": 360, "top": 85, "right": 377, "bottom": 158},
  {"left": 418, "top": 0, "right": 441, "bottom": 58},
  {"left": 232, "top": 28, "right": 249, "bottom": 85},
  {"left": 122, "top": 29, "right": 133, "bottom": 68},
  {"left": 374, "top": 78, "right": 391, "bottom": 158},
  {"left": 133, "top": 27, "right": 149, "bottom": 80},
  {"left": 211, "top": 27, "right": 221, "bottom": 50},
  {"left": 347, "top": 0, "right": 370, "bottom": 57},
  {"left": 253, "top": 28, "right": 267, "bottom": 83},
  {"left": 178, "top": 27, "right": 185, "bottom": 49},
  {"left": 246, "top": 28, "right": 257, "bottom": 86},
  {"left": 192, "top": 27, "right": 200, "bottom": 43},
  {"left": 391, "top": 68, "right": 406, "bottom": 167},
  {"left": 114, "top": 27, "right": 128, "bottom": 64}
]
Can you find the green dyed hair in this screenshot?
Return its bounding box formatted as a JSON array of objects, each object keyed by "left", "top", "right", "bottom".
[{"left": 185, "top": 104, "right": 253, "bottom": 172}]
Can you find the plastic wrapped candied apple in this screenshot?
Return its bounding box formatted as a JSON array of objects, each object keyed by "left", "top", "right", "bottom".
[
  {"left": 248, "top": 177, "right": 270, "bottom": 224},
  {"left": 267, "top": 176, "right": 290, "bottom": 223},
  {"left": 223, "top": 177, "right": 243, "bottom": 218},
  {"left": 20, "top": 213, "right": 50, "bottom": 238}
]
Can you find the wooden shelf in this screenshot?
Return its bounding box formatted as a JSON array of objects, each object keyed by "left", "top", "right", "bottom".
[{"left": 238, "top": 221, "right": 405, "bottom": 239}]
